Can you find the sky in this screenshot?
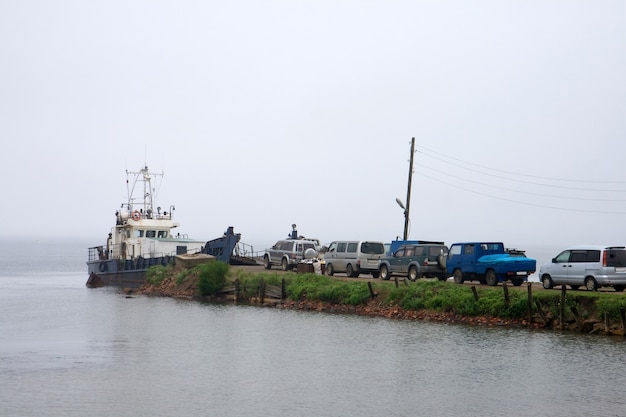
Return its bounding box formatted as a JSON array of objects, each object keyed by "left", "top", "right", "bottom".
[{"left": 1, "top": 0, "right": 625, "bottom": 258}]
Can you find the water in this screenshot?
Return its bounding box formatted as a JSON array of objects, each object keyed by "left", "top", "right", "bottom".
[{"left": 1, "top": 239, "right": 626, "bottom": 417}]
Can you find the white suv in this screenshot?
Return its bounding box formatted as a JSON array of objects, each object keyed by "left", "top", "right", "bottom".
[
  {"left": 539, "top": 245, "right": 626, "bottom": 291},
  {"left": 263, "top": 239, "right": 318, "bottom": 271}
]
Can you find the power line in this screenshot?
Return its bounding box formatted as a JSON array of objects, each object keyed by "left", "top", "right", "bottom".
[
  {"left": 418, "top": 171, "right": 626, "bottom": 215},
  {"left": 415, "top": 144, "right": 626, "bottom": 186},
  {"left": 417, "top": 164, "right": 626, "bottom": 202}
]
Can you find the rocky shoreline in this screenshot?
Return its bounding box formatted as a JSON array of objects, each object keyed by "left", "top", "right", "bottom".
[{"left": 128, "top": 265, "right": 626, "bottom": 337}]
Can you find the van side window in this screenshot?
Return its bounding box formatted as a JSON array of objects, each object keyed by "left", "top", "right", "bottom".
[
  {"left": 450, "top": 245, "right": 461, "bottom": 256},
  {"left": 413, "top": 246, "right": 424, "bottom": 256},
  {"left": 569, "top": 251, "right": 587, "bottom": 262},
  {"left": 586, "top": 250, "right": 600, "bottom": 262},
  {"left": 337, "top": 242, "right": 347, "bottom": 252},
  {"left": 555, "top": 251, "right": 570, "bottom": 263},
  {"left": 347, "top": 243, "right": 358, "bottom": 253},
  {"left": 464, "top": 245, "right": 474, "bottom": 255}
]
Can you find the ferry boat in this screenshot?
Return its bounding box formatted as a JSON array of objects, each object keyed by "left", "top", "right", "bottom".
[{"left": 86, "top": 165, "right": 205, "bottom": 288}]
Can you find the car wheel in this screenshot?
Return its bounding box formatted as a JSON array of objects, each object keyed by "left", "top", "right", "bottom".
[
  {"left": 263, "top": 256, "right": 271, "bottom": 270},
  {"left": 281, "top": 258, "right": 289, "bottom": 271},
  {"left": 541, "top": 275, "right": 554, "bottom": 289},
  {"left": 408, "top": 266, "right": 418, "bottom": 281},
  {"left": 485, "top": 270, "right": 498, "bottom": 286},
  {"left": 613, "top": 285, "right": 625, "bottom": 292},
  {"left": 380, "top": 265, "right": 390, "bottom": 280},
  {"left": 585, "top": 276, "right": 598, "bottom": 291},
  {"left": 453, "top": 269, "right": 464, "bottom": 284},
  {"left": 372, "top": 271, "right": 380, "bottom": 279},
  {"left": 326, "top": 263, "right": 334, "bottom": 276},
  {"left": 346, "top": 264, "right": 354, "bottom": 278}
]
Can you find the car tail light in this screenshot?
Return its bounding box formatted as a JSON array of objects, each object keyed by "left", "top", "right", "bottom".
[{"left": 602, "top": 251, "right": 607, "bottom": 267}]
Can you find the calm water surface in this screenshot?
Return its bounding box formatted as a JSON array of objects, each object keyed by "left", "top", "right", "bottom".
[{"left": 1, "top": 239, "right": 625, "bottom": 417}]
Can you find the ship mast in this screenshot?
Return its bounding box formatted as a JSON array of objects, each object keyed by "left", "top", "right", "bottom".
[{"left": 126, "top": 165, "right": 163, "bottom": 219}]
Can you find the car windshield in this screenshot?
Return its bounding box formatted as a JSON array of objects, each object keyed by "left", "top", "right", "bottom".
[
  {"left": 361, "top": 242, "right": 385, "bottom": 255},
  {"left": 606, "top": 249, "right": 626, "bottom": 267}
]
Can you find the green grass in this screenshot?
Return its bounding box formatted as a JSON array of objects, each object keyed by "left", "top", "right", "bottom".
[
  {"left": 146, "top": 264, "right": 173, "bottom": 286},
  {"left": 197, "top": 261, "right": 230, "bottom": 296},
  {"left": 152, "top": 265, "right": 626, "bottom": 323}
]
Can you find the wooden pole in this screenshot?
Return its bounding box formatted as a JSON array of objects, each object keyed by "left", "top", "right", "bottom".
[
  {"left": 471, "top": 286, "right": 479, "bottom": 301},
  {"left": 527, "top": 282, "right": 532, "bottom": 324},
  {"left": 259, "top": 279, "right": 265, "bottom": 305},
  {"left": 403, "top": 137, "right": 415, "bottom": 240},
  {"left": 367, "top": 282, "right": 377, "bottom": 299},
  {"left": 234, "top": 278, "right": 239, "bottom": 304},
  {"left": 620, "top": 308, "right": 626, "bottom": 330},
  {"left": 560, "top": 285, "right": 566, "bottom": 330},
  {"left": 535, "top": 300, "right": 548, "bottom": 325},
  {"left": 502, "top": 282, "right": 510, "bottom": 308},
  {"left": 281, "top": 278, "right": 286, "bottom": 300},
  {"left": 570, "top": 305, "right": 584, "bottom": 331}
]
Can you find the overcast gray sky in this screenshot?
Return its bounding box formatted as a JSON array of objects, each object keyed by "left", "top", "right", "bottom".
[{"left": 1, "top": 0, "right": 625, "bottom": 254}]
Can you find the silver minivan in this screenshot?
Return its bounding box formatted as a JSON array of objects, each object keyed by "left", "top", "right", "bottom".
[
  {"left": 538, "top": 245, "right": 626, "bottom": 291},
  {"left": 323, "top": 241, "right": 385, "bottom": 278}
]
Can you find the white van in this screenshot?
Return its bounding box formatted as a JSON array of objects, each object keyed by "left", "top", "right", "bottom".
[
  {"left": 323, "top": 241, "right": 385, "bottom": 278},
  {"left": 539, "top": 245, "right": 626, "bottom": 291}
]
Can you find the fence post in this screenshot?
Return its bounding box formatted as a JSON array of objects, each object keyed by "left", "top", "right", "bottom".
[
  {"left": 367, "top": 282, "right": 376, "bottom": 299},
  {"left": 570, "top": 305, "right": 584, "bottom": 331},
  {"left": 560, "top": 285, "right": 566, "bottom": 330},
  {"left": 502, "top": 282, "right": 510, "bottom": 308},
  {"left": 535, "top": 299, "right": 548, "bottom": 325},
  {"left": 234, "top": 278, "right": 239, "bottom": 304},
  {"left": 259, "top": 279, "right": 265, "bottom": 305},
  {"left": 527, "top": 282, "right": 532, "bottom": 324},
  {"left": 471, "top": 286, "right": 479, "bottom": 301},
  {"left": 281, "top": 278, "right": 286, "bottom": 300}
]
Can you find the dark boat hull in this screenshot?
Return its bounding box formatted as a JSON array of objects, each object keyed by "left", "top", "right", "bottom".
[{"left": 86, "top": 256, "right": 174, "bottom": 289}]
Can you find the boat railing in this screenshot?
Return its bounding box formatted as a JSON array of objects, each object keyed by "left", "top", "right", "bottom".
[
  {"left": 89, "top": 242, "right": 203, "bottom": 262},
  {"left": 234, "top": 241, "right": 261, "bottom": 258}
]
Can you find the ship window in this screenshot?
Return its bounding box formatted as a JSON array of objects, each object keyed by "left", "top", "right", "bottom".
[
  {"left": 158, "top": 231, "right": 167, "bottom": 238},
  {"left": 134, "top": 230, "right": 144, "bottom": 238},
  {"left": 146, "top": 230, "right": 156, "bottom": 238}
]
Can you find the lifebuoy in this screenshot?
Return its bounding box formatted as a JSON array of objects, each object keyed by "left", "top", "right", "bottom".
[{"left": 132, "top": 210, "right": 141, "bottom": 221}]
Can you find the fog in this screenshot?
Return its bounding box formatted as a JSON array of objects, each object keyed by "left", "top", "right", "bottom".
[{"left": 1, "top": 0, "right": 625, "bottom": 253}]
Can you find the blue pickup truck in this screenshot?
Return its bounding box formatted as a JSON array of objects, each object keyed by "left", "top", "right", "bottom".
[{"left": 446, "top": 242, "right": 536, "bottom": 286}]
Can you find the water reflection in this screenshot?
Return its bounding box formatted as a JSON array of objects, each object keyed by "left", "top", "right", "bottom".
[{"left": 2, "top": 280, "right": 626, "bottom": 417}]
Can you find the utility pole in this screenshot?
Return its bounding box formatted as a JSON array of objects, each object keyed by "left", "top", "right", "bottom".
[{"left": 403, "top": 137, "right": 415, "bottom": 240}]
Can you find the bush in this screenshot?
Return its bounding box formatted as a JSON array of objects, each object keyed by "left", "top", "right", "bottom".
[
  {"left": 197, "top": 261, "right": 230, "bottom": 296},
  {"left": 146, "top": 265, "right": 173, "bottom": 286}
]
